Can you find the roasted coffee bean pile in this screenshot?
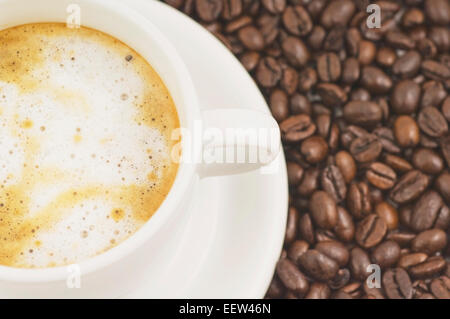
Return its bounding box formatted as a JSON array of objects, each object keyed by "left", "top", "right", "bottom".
[{"left": 162, "top": 0, "right": 450, "bottom": 299}]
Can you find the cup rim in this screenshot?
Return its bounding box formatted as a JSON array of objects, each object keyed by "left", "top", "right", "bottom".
[{"left": 0, "top": 0, "right": 200, "bottom": 282}]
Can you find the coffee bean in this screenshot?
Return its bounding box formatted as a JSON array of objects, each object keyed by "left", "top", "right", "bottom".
[
  {"left": 428, "top": 26, "right": 450, "bottom": 53},
  {"left": 261, "top": 0, "right": 286, "bottom": 15},
  {"left": 239, "top": 51, "right": 260, "bottom": 71},
  {"left": 358, "top": 40, "right": 376, "bottom": 66},
  {"left": 301, "top": 136, "right": 329, "bottom": 164},
  {"left": 347, "top": 182, "right": 372, "bottom": 220},
  {"left": 281, "top": 36, "right": 309, "bottom": 67},
  {"left": 315, "top": 229, "right": 336, "bottom": 243},
  {"left": 387, "top": 231, "right": 416, "bottom": 247},
  {"left": 309, "top": 191, "right": 338, "bottom": 230},
  {"left": 290, "top": 93, "right": 311, "bottom": 115},
  {"left": 334, "top": 206, "right": 355, "bottom": 242},
  {"left": 442, "top": 97, "right": 450, "bottom": 122},
  {"left": 341, "top": 125, "right": 368, "bottom": 149},
  {"left": 430, "top": 276, "right": 450, "bottom": 299},
  {"left": 371, "top": 240, "right": 401, "bottom": 269},
  {"left": 297, "top": 167, "right": 320, "bottom": 197},
  {"left": 375, "top": 202, "right": 399, "bottom": 230},
  {"left": 331, "top": 291, "right": 353, "bottom": 299},
  {"left": 412, "top": 148, "right": 444, "bottom": 175},
  {"left": 425, "top": 0, "right": 450, "bottom": 25},
  {"left": 329, "top": 268, "right": 351, "bottom": 290},
  {"left": 257, "top": 14, "right": 279, "bottom": 45},
  {"left": 316, "top": 241, "right": 349, "bottom": 267},
  {"left": 335, "top": 151, "right": 356, "bottom": 184},
  {"left": 342, "top": 58, "right": 360, "bottom": 84},
  {"left": 288, "top": 240, "right": 309, "bottom": 264},
  {"left": 398, "top": 253, "right": 428, "bottom": 269},
  {"left": 392, "top": 51, "right": 422, "bottom": 78},
  {"left": 355, "top": 214, "right": 387, "bottom": 249},
  {"left": 366, "top": 162, "right": 397, "bottom": 190},
  {"left": 299, "top": 249, "right": 339, "bottom": 281},
  {"left": 287, "top": 162, "right": 304, "bottom": 187},
  {"left": 394, "top": 115, "right": 420, "bottom": 148},
  {"left": 345, "top": 28, "right": 361, "bottom": 56},
  {"left": 225, "top": 15, "right": 251, "bottom": 33},
  {"left": 409, "top": 256, "right": 447, "bottom": 278},
  {"left": 316, "top": 83, "right": 348, "bottom": 107},
  {"left": 312, "top": 105, "right": 331, "bottom": 117},
  {"left": 298, "top": 67, "right": 317, "bottom": 93},
  {"left": 321, "top": 165, "right": 347, "bottom": 203},
  {"left": 390, "top": 170, "right": 429, "bottom": 204},
  {"left": 435, "top": 171, "right": 450, "bottom": 202},
  {"left": 370, "top": 188, "right": 384, "bottom": 206},
  {"left": 350, "top": 247, "right": 371, "bottom": 281},
  {"left": 320, "top": 0, "right": 355, "bottom": 29},
  {"left": 269, "top": 89, "right": 289, "bottom": 122},
  {"left": 399, "top": 206, "right": 413, "bottom": 228},
  {"left": 324, "top": 26, "right": 346, "bottom": 51},
  {"left": 350, "top": 88, "right": 371, "bottom": 101},
  {"left": 305, "top": 282, "right": 331, "bottom": 299},
  {"left": 411, "top": 229, "right": 447, "bottom": 255},
  {"left": 361, "top": 66, "right": 392, "bottom": 94},
  {"left": 421, "top": 60, "right": 450, "bottom": 81},
  {"left": 237, "top": 26, "right": 264, "bottom": 50},
  {"left": 440, "top": 135, "right": 450, "bottom": 167},
  {"left": 418, "top": 38, "right": 438, "bottom": 59},
  {"left": 383, "top": 268, "right": 413, "bottom": 299},
  {"left": 307, "top": 26, "right": 326, "bottom": 51},
  {"left": 276, "top": 258, "right": 309, "bottom": 296},
  {"left": 222, "top": 0, "right": 243, "bottom": 20},
  {"left": 385, "top": 31, "right": 415, "bottom": 50},
  {"left": 280, "top": 66, "right": 299, "bottom": 95},
  {"left": 285, "top": 206, "right": 299, "bottom": 244},
  {"left": 317, "top": 52, "right": 341, "bottom": 83},
  {"left": 343, "top": 101, "right": 382, "bottom": 127},
  {"left": 280, "top": 114, "right": 316, "bottom": 143},
  {"left": 298, "top": 213, "right": 315, "bottom": 245},
  {"left": 306, "top": 0, "right": 328, "bottom": 20},
  {"left": 282, "top": 5, "right": 312, "bottom": 36},
  {"left": 402, "top": 7, "right": 425, "bottom": 27},
  {"left": 195, "top": 0, "right": 223, "bottom": 22},
  {"left": 418, "top": 106, "right": 448, "bottom": 138},
  {"left": 266, "top": 276, "right": 285, "bottom": 298},
  {"left": 373, "top": 127, "right": 401, "bottom": 154},
  {"left": 256, "top": 57, "right": 282, "bottom": 88},
  {"left": 420, "top": 133, "right": 440, "bottom": 148},
  {"left": 383, "top": 154, "right": 413, "bottom": 173},
  {"left": 165, "top": 0, "right": 184, "bottom": 9},
  {"left": 350, "top": 134, "right": 382, "bottom": 163},
  {"left": 315, "top": 114, "right": 330, "bottom": 139},
  {"left": 376, "top": 47, "right": 396, "bottom": 67},
  {"left": 421, "top": 80, "right": 447, "bottom": 107},
  {"left": 391, "top": 80, "right": 421, "bottom": 114}
]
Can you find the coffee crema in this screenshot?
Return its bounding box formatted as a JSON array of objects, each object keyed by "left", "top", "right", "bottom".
[{"left": 0, "top": 23, "right": 180, "bottom": 268}]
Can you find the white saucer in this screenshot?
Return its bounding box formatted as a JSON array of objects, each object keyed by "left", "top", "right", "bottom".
[{"left": 124, "top": 0, "right": 288, "bottom": 298}]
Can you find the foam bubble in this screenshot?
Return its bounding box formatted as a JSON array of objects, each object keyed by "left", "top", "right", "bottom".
[{"left": 0, "top": 23, "right": 179, "bottom": 268}]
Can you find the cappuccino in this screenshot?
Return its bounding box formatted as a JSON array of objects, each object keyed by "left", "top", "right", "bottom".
[{"left": 0, "top": 23, "right": 180, "bottom": 268}]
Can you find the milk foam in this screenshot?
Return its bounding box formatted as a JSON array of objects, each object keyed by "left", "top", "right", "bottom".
[{"left": 0, "top": 24, "right": 179, "bottom": 268}]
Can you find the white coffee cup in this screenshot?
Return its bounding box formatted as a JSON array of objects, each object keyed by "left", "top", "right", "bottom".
[{"left": 0, "top": 0, "right": 280, "bottom": 298}]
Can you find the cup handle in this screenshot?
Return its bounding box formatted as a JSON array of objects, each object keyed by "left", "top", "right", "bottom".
[{"left": 197, "top": 108, "right": 281, "bottom": 178}]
